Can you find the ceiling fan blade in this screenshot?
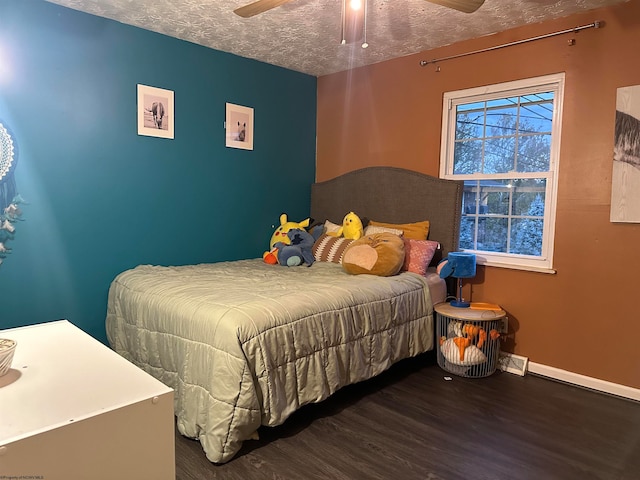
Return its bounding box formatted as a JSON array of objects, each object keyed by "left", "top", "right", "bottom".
[
  {"left": 234, "top": 0, "right": 296, "bottom": 18},
  {"left": 425, "top": 0, "right": 485, "bottom": 14}
]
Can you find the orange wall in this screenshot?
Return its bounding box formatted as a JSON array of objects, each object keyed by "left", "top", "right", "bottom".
[{"left": 317, "top": 1, "right": 640, "bottom": 389}]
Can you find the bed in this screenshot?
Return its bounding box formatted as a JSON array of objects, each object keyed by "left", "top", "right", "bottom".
[{"left": 105, "top": 166, "right": 462, "bottom": 463}]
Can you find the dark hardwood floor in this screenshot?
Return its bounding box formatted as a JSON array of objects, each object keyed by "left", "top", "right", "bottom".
[{"left": 175, "top": 353, "right": 640, "bottom": 480}]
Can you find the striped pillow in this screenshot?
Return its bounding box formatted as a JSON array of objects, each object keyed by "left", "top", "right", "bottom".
[{"left": 312, "top": 234, "right": 354, "bottom": 263}]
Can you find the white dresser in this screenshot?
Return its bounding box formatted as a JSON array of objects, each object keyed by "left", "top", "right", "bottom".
[{"left": 0, "top": 320, "right": 175, "bottom": 479}]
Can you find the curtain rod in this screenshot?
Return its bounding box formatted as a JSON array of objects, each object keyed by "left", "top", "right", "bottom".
[{"left": 420, "top": 21, "right": 602, "bottom": 67}]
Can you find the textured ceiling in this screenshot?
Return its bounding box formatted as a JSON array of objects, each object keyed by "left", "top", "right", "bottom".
[{"left": 44, "top": 0, "right": 627, "bottom": 77}]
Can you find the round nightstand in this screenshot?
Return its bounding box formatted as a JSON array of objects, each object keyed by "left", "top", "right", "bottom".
[{"left": 434, "top": 302, "right": 506, "bottom": 378}]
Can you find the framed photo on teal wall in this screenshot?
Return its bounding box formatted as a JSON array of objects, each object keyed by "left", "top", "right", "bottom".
[
  {"left": 225, "top": 102, "right": 253, "bottom": 150},
  {"left": 137, "top": 84, "right": 174, "bottom": 139}
]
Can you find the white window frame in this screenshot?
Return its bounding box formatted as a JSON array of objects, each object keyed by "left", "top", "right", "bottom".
[{"left": 439, "top": 73, "right": 565, "bottom": 273}]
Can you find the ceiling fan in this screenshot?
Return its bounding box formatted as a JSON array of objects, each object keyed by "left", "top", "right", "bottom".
[{"left": 234, "top": 0, "right": 485, "bottom": 18}]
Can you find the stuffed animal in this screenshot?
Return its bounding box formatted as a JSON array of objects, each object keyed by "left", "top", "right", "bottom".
[
  {"left": 342, "top": 232, "right": 405, "bottom": 276},
  {"left": 327, "top": 211, "right": 363, "bottom": 240},
  {"left": 274, "top": 228, "right": 316, "bottom": 267},
  {"left": 263, "top": 213, "right": 311, "bottom": 264},
  {"left": 441, "top": 337, "right": 487, "bottom": 366}
]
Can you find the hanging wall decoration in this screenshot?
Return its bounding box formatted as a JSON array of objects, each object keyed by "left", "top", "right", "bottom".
[
  {"left": 137, "top": 84, "right": 175, "bottom": 139},
  {"left": 0, "top": 121, "right": 26, "bottom": 268},
  {"left": 225, "top": 102, "right": 254, "bottom": 150},
  {"left": 611, "top": 85, "right": 640, "bottom": 223}
]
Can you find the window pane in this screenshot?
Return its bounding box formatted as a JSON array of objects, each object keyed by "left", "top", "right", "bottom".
[
  {"left": 478, "top": 217, "right": 508, "bottom": 253},
  {"left": 458, "top": 101, "right": 485, "bottom": 112},
  {"left": 462, "top": 182, "right": 478, "bottom": 214},
  {"left": 486, "top": 106, "right": 518, "bottom": 137},
  {"left": 486, "top": 97, "right": 519, "bottom": 108},
  {"left": 456, "top": 111, "right": 484, "bottom": 139},
  {"left": 519, "top": 102, "right": 553, "bottom": 134},
  {"left": 484, "top": 137, "right": 515, "bottom": 173},
  {"left": 479, "top": 180, "right": 510, "bottom": 215},
  {"left": 460, "top": 216, "right": 475, "bottom": 250},
  {"left": 511, "top": 180, "right": 546, "bottom": 215},
  {"left": 510, "top": 218, "right": 543, "bottom": 255},
  {"left": 453, "top": 139, "right": 482, "bottom": 174},
  {"left": 517, "top": 134, "right": 551, "bottom": 172},
  {"left": 464, "top": 180, "right": 513, "bottom": 215}
]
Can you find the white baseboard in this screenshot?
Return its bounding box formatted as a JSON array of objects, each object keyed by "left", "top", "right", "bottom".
[{"left": 527, "top": 362, "right": 640, "bottom": 402}]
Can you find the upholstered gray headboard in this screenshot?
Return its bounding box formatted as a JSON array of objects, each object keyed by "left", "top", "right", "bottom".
[{"left": 310, "top": 167, "right": 463, "bottom": 265}]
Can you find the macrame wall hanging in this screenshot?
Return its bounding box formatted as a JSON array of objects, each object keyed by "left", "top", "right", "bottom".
[{"left": 0, "top": 121, "right": 26, "bottom": 268}]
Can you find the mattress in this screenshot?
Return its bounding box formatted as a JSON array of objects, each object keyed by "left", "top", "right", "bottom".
[
  {"left": 106, "top": 259, "right": 436, "bottom": 463},
  {"left": 424, "top": 267, "right": 447, "bottom": 305}
]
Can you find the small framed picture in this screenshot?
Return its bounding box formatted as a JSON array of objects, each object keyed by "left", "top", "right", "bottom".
[
  {"left": 225, "top": 102, "right": 254, "bottom": 150},
  {"left": 137, "top": 84, "right": 174, "bottom": 139}
]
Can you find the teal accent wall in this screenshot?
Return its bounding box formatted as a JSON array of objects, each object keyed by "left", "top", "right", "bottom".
[{"left": 0, "top": 0, "right": 317, "bottom": 342}]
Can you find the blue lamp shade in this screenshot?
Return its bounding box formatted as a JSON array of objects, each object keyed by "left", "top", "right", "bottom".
[
  {"left": 449, "top": 252, "right": 476, "bottom": 278},
  {"left": 438, "top": 252, "right": 476, "bottom": 308}
]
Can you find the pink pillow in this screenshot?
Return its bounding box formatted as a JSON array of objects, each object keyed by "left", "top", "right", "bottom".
[{"left": 402, "top": 239, "right": 439, "bottom": 275}]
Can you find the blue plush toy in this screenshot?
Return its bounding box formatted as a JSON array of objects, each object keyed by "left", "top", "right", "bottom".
[{"left": 274, "top": 228, "right": 316, "bottom": 267}]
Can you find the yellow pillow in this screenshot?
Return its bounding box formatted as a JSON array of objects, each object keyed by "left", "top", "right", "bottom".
[{"left": 369, "top": 220, "right": 430, "bottom": 240}]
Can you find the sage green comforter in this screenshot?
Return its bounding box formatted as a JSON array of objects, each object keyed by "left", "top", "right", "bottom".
[{"left": 105, "top": 259, "right": 434, "bottom": 463}]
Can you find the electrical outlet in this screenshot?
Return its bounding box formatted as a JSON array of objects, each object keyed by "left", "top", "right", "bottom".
[{"left": 500, "top": 316, "right": 509, "bottom": 334}]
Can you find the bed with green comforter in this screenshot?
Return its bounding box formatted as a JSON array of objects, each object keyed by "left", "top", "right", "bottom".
[
  {"left": 105, "top": 166, "right": 463, "bottom": 463},
  {"left": 106, "top": 259, "right": 435, "bottom": 463}
]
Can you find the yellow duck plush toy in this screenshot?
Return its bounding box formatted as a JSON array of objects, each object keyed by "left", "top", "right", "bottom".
[{"left": 328, "top": 211, "right": 364, "bottom": 240}]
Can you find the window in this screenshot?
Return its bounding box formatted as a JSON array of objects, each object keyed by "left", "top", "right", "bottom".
[{"left": 440, "top": 74, "right": 564, "bottom": 272}]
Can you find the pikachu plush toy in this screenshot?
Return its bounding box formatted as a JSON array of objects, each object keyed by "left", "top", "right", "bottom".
[{"left": 263, "top": 214, "right": 310, "bottom": 264}]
